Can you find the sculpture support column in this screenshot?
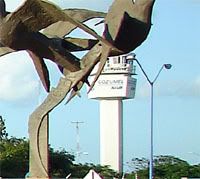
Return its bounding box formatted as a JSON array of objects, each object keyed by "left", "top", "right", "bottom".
[
  {"left": 28, "top": 77, "right": 73, "bottom": 178},
  {"left": 29, "top": 114, "right": 49, "bottom": 178},
  {"left": 27, "top": 43, "right": 102, "bottom": 178}
]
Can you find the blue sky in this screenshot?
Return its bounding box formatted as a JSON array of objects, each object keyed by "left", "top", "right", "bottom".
[{"left": 1, "top": 0, "right": 200, "bottom": 169}]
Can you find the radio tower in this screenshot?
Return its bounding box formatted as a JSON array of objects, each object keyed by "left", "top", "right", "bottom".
[{"left": 71, "top": 121, "right": 84, "bottom": 163}]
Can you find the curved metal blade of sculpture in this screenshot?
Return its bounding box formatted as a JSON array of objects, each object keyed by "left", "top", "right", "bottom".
[
  {"left": 66, "top": 0, "right": 156, "bottom": 101},
  {"left": 0, "top": 0, "right": 106, "bottom": 92}
]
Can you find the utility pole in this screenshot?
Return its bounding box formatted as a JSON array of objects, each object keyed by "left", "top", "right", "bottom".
[{"left": 71, "top": 121, "right": 84, "bottom": 163}]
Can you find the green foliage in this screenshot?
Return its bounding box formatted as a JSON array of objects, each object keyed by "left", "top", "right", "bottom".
[
  {"left": 0, "top": 137, "right": 29, "bottom": 177},
  {"left": 0, "top": 136, "right": 118, "bottom": 178},
  {"left": 49, "top": 147, "right": 74, "bottom": 177},
  {"left": 71, "top": 163, "right": 91, "bottom": 177},
  {"left": 127, "top": 155, "right": 200, "bottom": 179},
  {"left": 188, "top": 164, "right": 200, "bottom": 177},
  {"left": 154, "top": 155, "right": 189, "bottom": 166},
  {"left": 128, "top": 157, "right": 149, "bottom": 171},
  {"left": 0, "top": 117, "right": 29, "bottom": 177},
  {"left": 0, "top": 116, "right": 8, "bottom": 140},
  {"left": 90, "top": 164, "right": 119, "bottom": 178},
  {"left": 70, "top": 163, "right": 118, "bottom": 178}
]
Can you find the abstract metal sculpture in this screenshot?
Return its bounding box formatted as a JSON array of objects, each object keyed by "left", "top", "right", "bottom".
[
  {"left": 0, "top": 0, "right": 155, "bottom": 178},
  {"left": 0, "top": 0, "right": 105, "bottom": 91}
]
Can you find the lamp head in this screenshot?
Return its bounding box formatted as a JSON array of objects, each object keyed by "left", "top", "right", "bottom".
[{"left": 164, "top": 64, "right": 172, "bottom": 69}]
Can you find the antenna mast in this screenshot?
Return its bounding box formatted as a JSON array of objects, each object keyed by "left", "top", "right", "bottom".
[{"left": 71, "top": 121, "right": 84, "bottom": 163}]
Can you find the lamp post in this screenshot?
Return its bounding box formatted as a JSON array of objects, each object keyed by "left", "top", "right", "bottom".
[{"left": 134, "top": 57, "right": 172, "bottom": 179}]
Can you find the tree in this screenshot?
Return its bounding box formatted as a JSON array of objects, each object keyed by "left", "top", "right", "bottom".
[
  {"left": 90, "top": 164, "right": 119, "bottom": 178},
  {"left": 0, "top": 135, "right": 118, "bottom": 178},
  {"left": 70, "top": 163, "right": 119, "bottom": 178},
  {"left": 0, "top": 119, "right": 119, "bottom": 178},
  {"left": 127, "top": 157, "right": 149, "bottom": 171},
  {"left": 188, "top": 164, "right": 200, "bottom": 177},
  {"left": 0, "top": 137, "right": 29, "bottom": 177},
  {"left": 0, "top": 116, "right": 8, "bottom": 140},
  {"left": 0, "top": 138, "right": 75, "bottom": 178},
  {"left": 0, "top": 118, "right": 75, "bottom": 178},
  {"left": 154, "top": 155, "right": 189, "bottom": 166},
  {"left": 49, "top": 147, "right": 74, "bottom": 177},
  {"left": 0, "top": 118, "right": 29, "bottom": 177},
  {"left": 127, "top": 155, "right": 200, "bottom": 179}
]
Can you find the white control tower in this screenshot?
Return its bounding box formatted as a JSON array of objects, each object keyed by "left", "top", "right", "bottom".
[{"left": 88, "top": 53, "right": 137, "bottom": 172}]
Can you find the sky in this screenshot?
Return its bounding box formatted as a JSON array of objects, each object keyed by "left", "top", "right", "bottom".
[{"left": 1, "top": 0, "right": 200, "bottom": 171}]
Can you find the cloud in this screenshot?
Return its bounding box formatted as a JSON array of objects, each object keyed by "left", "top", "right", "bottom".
[
  {"left": 55, "top": 0, "right": 112, "bottom": 11},
  {"left": 161, "top": 78, "right": 200, "bottom": 98},
  {"left": 135, "top": 76, "right": 200, "bottom": 99},
  {"left": 5, "top": 0, "right": 112, "bottom": 12},
  {"left": 182, "top": 76, "right": 200, "bottom": 97},
  {"left": 0, "top": 52, "right": 39, "bottom": 103}
]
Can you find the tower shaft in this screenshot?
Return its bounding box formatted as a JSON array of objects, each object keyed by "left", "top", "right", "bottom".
[{"left": 100, "top": 99, "right": 123, "bottom": 172}]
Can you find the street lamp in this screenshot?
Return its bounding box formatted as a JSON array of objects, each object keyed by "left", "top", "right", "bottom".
[{"left": 133, "top": 56, "right": 172, "bottom": 179}]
